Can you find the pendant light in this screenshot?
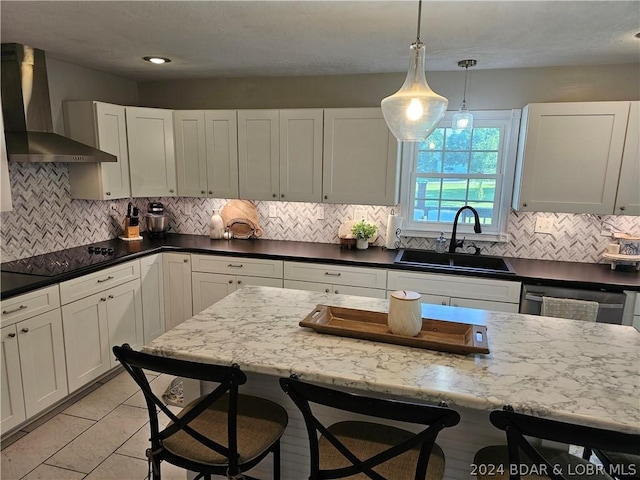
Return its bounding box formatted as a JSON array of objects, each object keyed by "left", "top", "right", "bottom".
[
  {"left": 451, "top": 59, "right": 477, "bottom": 130},
  {"left": 381, "top": 0, "right": 448, "bottom": 142}
]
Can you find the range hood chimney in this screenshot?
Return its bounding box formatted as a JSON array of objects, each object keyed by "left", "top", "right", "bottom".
[{"left": 1, "top": 43, "right": 116, "bottom": 162}]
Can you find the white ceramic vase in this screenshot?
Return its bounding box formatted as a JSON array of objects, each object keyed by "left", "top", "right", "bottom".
[
  {"left": 388, "top": 290, "right": 422, "bottom": 336},
  {"left": 356, "top": 238, "right": 368, "bottom": 249},
  {"left": 209, "top": 210, "right": 224, "bottom": 239}
]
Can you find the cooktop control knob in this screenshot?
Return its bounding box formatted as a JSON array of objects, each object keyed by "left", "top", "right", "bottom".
[
  {"left": 88, "top": 247, "right": 94, "bottom": 253},
  {"left": 107, "top": 248, "right": 114, "bottom": 255},
  {"left": 101, "top": 248, "right": 108, "bottom": 255}
]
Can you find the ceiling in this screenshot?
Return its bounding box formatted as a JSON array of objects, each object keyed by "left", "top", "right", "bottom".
[{"left": 1, "top": 1, "right": 639, "bottom": 82}]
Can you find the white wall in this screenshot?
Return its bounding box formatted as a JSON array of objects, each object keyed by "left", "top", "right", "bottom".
[{"left": 137, "top": 63, "right": 640, "bottom": 110}]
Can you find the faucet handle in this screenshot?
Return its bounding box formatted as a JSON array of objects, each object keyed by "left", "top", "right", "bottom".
[{"left": 469, "top": 243, "right": 481, "bottom": 255}]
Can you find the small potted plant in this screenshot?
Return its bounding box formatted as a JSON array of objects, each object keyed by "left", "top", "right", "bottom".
[{"left": 351, "top": 220, "right": 377, "bottom": 250}]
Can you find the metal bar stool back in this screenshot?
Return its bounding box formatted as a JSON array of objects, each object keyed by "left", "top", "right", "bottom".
[
  {"left": 474, "top": 406, "right": 640, "bottom": 480},
  {"left": 114, "top": 344, "right": 288, "bottom": 480},
  {"left": 280, "top": 376, "right": 460, "bottom": 480}
]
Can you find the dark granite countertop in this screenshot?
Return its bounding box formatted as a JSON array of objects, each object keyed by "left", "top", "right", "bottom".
[{"left": 2, "top": 233, "right": 639, "bottom": 300}]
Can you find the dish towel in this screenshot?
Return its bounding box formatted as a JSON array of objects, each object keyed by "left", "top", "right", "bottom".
[{"left": 541, "top": 296, "right": 599, "bottom": 322}]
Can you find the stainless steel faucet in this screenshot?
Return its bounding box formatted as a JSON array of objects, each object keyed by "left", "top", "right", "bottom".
[{"left": 449, "top": 206, "right": 482, "bottom": 253}]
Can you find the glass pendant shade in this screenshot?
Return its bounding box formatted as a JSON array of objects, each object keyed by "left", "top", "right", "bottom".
[
  {"left": 452, "top": 101, "right": 473, "bottom": 130},
  {"left": 381, "top": 43, "right": 448, "bottom": 142}
]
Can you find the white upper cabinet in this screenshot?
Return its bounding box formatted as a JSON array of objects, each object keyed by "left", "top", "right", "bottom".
[
  {"left": 238, "top": 110, "right": 280, "bottom": 201},
  {"left": 174, "top": 110, "right": 239, "bottom": 198},
  {"left": 614, "top": 101, "right": 639, "bottom": 216},
  {"left": 279, "top": 109, "right": 323, "bottom": 202},
  {"left": 238, "top": 109, "right": 323, "bottom": 202},
  {"left": 513, "top": 101, "right": 633, "bottom": 214},
  {"left": 322, "top": 108, "right": 399, "bottom": 206},
  {"left": 64, "top": 101, "right": 131, "bottom": 200},
  {"left": 126, "top": 106, "right": 177, "bottom": 197}
]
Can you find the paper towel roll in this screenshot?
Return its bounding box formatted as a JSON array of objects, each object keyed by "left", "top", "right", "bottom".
[{"left": 385, "top": 214, "right": 403, "bottom": 249}]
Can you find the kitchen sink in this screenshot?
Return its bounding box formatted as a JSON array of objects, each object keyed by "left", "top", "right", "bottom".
[{"left": 394, "top": 249, "right": 516, "bottom": 275}]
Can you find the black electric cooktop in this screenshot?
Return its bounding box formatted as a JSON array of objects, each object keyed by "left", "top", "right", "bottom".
[{"left": 1, "top": 241, "right": 144, "bottom": 277}]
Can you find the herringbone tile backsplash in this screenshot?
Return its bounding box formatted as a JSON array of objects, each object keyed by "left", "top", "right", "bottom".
[{"left": 1, "top": 162, "right": 638, "bottom": 263}]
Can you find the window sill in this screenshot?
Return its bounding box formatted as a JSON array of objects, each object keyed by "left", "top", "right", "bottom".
[{"left": 401, "top": 229, "right": 510, "bottom": 243}]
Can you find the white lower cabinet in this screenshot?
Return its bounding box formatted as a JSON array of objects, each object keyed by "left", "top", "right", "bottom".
[
  {"left": 193, "top": 273, "right": 283, "bottom": 314},
  {"left": 1, "top": 287, "right": 67, "bottom": 434},
  {"left": 191, "top": 255, "right": 284, "bottom": 313},
  {"left": 387, "top": 270, "right": 521, "bottom": 313},
  {"left": 62, "top": 279, "right": 143, "bottom": 392},
  {"left": 163, "top": 253, "right": 193, "bottom": 331},
  {"left": 60, "top": 261, "right": 143, "bottom": 393},
  {"left": 284, "top": 262, "right": 387, "bottom": 299},
  {"left": 141, "top": 254, "right": 165, "bottom": 343}
]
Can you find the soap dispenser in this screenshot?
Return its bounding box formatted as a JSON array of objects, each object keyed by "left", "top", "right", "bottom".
[{"left": 435, "top": 232, "right": 447, "bottom": 253}]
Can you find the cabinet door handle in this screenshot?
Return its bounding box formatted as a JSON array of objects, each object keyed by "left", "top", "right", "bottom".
[
  {"left": 522, "top": 202, "right": 528, "bottom": 207},
  {"left": 183, "top": 259, "right": 189, "bottom": 263},
  {"left": 2, "top": 305, "right": 28, "bottom": 314},
  {"left": 324, "top": 195, "right": 328, "bottom": 200},
  {"left": 108, "top": 295, "right": 114, "bottom": 299},
  {"left": 620, "top": 206, "right": 626, "bottom": 211},
  {"left": 237, "top": 280, "right": 242, "bottom": 284},
  {"left": 208, "top": 191, "right": 213, "bottom": 195},
  {"left": 21, "top": 328, "right": 29, "bottom": 333},
  {"left": 272, "top": 193, "right": 277, "bottom": 198},
  {"left": 97, "top": 276, "right": 114, "bottom": 283},
  {"left": 441, "top": 301, "right": 447, "bottom": 305},
  {"left": 201, "top": 190, "right": 206, "bottom": 194},
  {"left": 8, "top": 332, "right": 16, "bottom": 338},
  {"left": 334, "top": 290, "right": 339, "bottom": 294},
  {"left": 100, "top": 297, "right": 107, "bottom": 302},
  {"left": 324, "top": 272, "right": 341, "bottom": 277},
  {"left": 227, "top": 264, "right": 243, "bottom": 268},
  {"left": 106, "top": 192, "right": 111, "bottom": 196},
  {"left": 169, "top": 189, "right": 175, "bottom": 193},
  {"left": 281, "top": 194, "right": 285, "bottom": 198},
  {"left": 228, "top": 280, "right": 233, "bottom": 284},
  {"left": 325, "top": 288, "right": 330, "bottom": 293}
]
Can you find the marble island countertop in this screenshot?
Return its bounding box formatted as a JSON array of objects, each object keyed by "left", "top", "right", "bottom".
[{"left": 144, "top": 286, "right": 640, "bottom": 435}]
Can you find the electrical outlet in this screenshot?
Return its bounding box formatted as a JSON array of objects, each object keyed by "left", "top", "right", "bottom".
[
  {"left": 269, "top": 204, "right": 277, "bottom": 218},
  {"left": 534, "top": 216, "right": 554, "bottom": 234},
  {"left": 184, "top": 204, "right": 192, "bottom": 215},
  {"left": 110, "top": 203, "right": 117, "bottom": 211},
  {"left": 353, "top": 207, "right": 367, "bottom": 222},
  {"left": 316, "top": 205, "right": 325, "bottom": 220},
  {"left": 600, "top": 229, "right": 612, "bottom": 237}
]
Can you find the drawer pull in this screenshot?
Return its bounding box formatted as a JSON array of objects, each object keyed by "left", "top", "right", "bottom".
[
  {"left": 324, "top": 272, "right": 341, "bottom": 277},
  {"left": 97, "top": 276, "right": 115, "bottom": 283},
  {"left": 227, "top": 264, "right": 243, "bottom": 268},
  {"left": 325, "top": 289, "right": 330, "bottom": 293},
  {"left": 2, "top": 305, "right": 28, "bottom": 314},
  {"left": 21, "top": 328, "right": 29, "bottom": 333},
  {"left": 8, "top": 332, "right": 16, "bottom": 338},
  {"left": 108, "top": 295, "right": 114, "bottom": 299}
]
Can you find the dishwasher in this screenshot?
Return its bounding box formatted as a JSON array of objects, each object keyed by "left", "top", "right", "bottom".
[{"left": 520, "top": 284, "right": 627, "bottom": 324}]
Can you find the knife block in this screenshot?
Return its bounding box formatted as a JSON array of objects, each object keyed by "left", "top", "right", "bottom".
[{"left": 124, "top": 218, "right": 140, "bottom": 239}]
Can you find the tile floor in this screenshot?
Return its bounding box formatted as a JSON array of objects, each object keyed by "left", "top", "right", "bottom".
[{"left": 1, "top": 369, "right": 188, "bottom": 480}]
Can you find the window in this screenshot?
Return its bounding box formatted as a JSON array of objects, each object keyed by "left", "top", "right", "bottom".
[{"left": 400, "top": 110, "right": 521, "bottom": 242}]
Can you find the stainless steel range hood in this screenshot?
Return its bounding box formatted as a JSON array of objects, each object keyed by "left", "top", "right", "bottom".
[{"left": 1, "top": 43, "right": 116, "bottom": 162}]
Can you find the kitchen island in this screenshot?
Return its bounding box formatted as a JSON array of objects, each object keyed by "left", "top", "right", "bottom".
[{"left": 144, "top": 286, "right": 640, "bottom": 480}]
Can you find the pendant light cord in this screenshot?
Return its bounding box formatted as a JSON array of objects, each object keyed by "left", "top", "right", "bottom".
[
  {"left": 416, "top": 0, "right": 422, "bottom": 44},
  {"left": 462, "top": 66, "right": 469, "bottom": 105}
]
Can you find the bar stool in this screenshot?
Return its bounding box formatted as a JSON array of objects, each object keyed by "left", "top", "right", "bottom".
[
  {"left": 473, "top": 406, "right": 640, "bottom": 480},
  {"left": 114, "top": 344, "right": 288, "bottom": 480},
  {"left": 280, "top": 375, "right": 460, "bottom": 480}
]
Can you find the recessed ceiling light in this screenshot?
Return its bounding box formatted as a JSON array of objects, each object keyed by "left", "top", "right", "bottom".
[{"left": 143, "top": 56, "right": 171, "bottom": 65}]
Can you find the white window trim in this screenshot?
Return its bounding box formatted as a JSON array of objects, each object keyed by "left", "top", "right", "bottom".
[{"left": 398, "top": 109, "right": 521, "bottom": 243}]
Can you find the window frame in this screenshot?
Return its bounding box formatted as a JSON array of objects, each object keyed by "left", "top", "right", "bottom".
[{"left": 399, "top": 109, "right": 522, "bottom": 242}]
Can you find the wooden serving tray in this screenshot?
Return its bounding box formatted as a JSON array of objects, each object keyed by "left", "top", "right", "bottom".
[{"left": 300, "top": 305, "right": 489, "bottom": 355}]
